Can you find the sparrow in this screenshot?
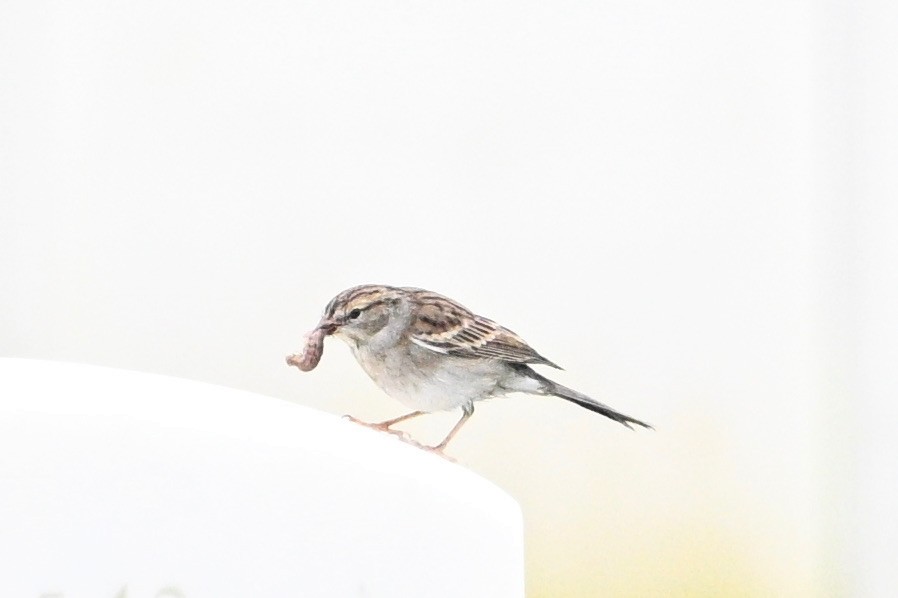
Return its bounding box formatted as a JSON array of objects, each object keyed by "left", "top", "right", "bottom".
[{"left": 287, "top": 285, "right": 651, "bottom": 453}]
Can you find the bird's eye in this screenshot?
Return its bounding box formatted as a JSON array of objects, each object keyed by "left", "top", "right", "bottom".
[{"left": 348, "top": 308, "right": 362, "bottom": 320}]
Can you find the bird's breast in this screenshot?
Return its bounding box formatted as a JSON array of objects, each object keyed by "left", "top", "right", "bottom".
[{"left": 350, "top": 343, "right": 504, "bottom": 412}]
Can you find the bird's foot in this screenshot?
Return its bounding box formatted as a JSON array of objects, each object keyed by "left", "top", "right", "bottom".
[
  {"left": 342, "top": 415, "right": 455, "bottom": 462},
  {"left": 395, "top": 436, "right": 456, "bottom": 462},
  {"left": 424, "top": 445, "right": 456, "bottom": 463},
  {"left": 343, "top": 414, "right": 411, "bottom": 441}
]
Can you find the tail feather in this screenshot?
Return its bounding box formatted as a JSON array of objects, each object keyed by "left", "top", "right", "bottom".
[
  {"left": 550, "top": 381, "right": 653, "bottom": 430},
  {"left": 519, "top": 366, "right": 652, "bottom": 430}
]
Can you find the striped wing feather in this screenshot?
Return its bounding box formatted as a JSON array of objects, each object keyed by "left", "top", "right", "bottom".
[{"left": 409, "top": 291, "right": 561, "bottom": 368}]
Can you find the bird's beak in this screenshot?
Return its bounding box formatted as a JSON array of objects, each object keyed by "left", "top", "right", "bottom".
[{"left": 315, "top": 317, "right": 340, "bottom": 335}]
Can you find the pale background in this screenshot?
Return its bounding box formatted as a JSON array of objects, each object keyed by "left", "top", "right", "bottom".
[{"left": 1, "top": 1, "right": 896, "bottom": 596}]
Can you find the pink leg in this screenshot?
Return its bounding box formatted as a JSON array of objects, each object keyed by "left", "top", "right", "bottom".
[
  {"left": 344, "top": 411, "right": 426, "bottom": 440},
  {"left": 430, "top": 407, "right": 474, "bottom": 452}
]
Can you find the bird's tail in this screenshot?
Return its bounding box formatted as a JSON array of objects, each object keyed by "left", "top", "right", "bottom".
[{"left": 523, "top": 367, "right": 652, "bottom": 430}]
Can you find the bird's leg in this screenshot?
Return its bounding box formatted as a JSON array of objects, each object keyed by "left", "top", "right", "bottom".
[
  {"left": 375, "top": 410, "right": 427, "bottom": 429},
  {"left": 344, "top": 410, "right": 426, "bottom": 440},
  {"left": 345, "top": 406, "right": 472, "bottom": 462},
  {"left": 428, "top": 404, "right": 474, "bottom": 453}
]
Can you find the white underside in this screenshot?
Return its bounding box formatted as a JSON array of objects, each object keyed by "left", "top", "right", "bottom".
[{"left": 348, "top": 339, "right": 542, "bottom": 413}]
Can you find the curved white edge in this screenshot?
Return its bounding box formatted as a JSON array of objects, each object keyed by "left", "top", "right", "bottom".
[{"left": 0, "top": 358, "right": 524, "bottom": 598}]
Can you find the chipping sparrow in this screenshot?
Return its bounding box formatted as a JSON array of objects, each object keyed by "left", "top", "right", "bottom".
[{"left": 287, "top": 285, "right": 651, "bottom": 453}]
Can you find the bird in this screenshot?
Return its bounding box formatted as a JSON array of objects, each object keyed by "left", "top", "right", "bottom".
[{"left": 288, "top": 284, "right": 651, "bottom": 453}]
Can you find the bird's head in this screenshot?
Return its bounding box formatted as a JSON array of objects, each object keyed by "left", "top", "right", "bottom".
[{"left": 314, "top": 284, "right": 408, "bottom": 344}]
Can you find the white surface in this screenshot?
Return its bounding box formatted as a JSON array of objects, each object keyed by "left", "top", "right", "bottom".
[{"left": 0, "top": 358, "right": 524, "bottom": 598}]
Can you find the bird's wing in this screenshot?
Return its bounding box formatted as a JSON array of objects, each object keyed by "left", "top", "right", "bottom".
[{"left": 409, "top": 292, "right": 561, "bottom": 368}]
